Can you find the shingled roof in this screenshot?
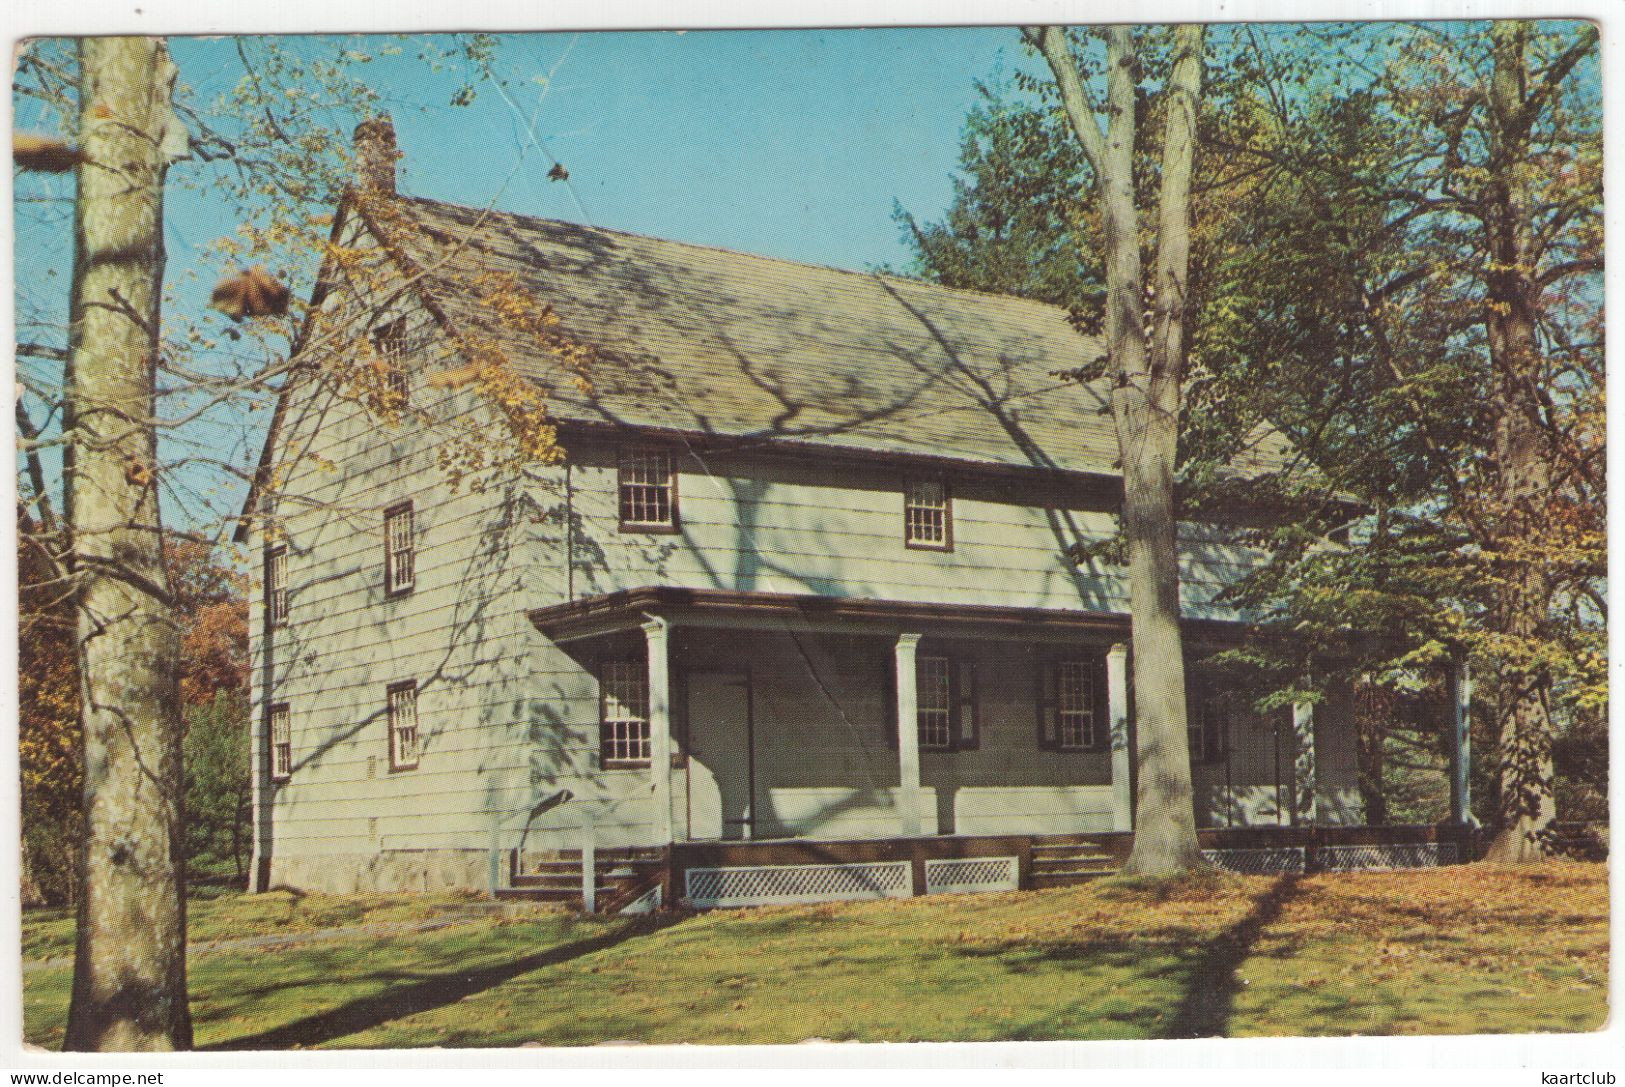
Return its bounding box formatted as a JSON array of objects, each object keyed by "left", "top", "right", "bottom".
[
  {"left": 352, "top": 193, "right": 1302, "bottom": 484},
  {"left": 373, "top": 195, "right": 1290, "bottom": 481}
]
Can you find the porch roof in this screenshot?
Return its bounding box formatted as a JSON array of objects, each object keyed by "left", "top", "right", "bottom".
[{"left": 527, "top": 586, "right": 1251, "bottom": 646}]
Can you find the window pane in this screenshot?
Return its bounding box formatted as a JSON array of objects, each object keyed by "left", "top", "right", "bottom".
[
  {"left": 602, "top": 659, "right": 651, "bottom": 762},
  {"left": 905, "top": 481, "right": 948, "bottom": 546},
  {"left": 917, "top": 655, "right": 952, "bottom": 748},
  {"left": 390, "top": 685, "right": 419, "bottom": 768},
  {"left": 268, "top": 548, "right": 288, "bottom": 625},
  {"left": 620, "top": 450, "right": 674, "bottom": 527},
  {"left": 386, "top": 505, "right": 415, "bottom": 592},
  {"left": 270, "top": 705, "right": 291, "bottom": 779},
  {"left": 1057, "top": 660, "right": 1095, "bottom": 749}
]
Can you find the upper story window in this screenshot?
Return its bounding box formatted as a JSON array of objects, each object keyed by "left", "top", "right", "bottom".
[
  {"left": 600, "top": 658, "right": 651, "bottom": 765},
  {"left": 372, "top": 317, "right": 408, "bottom": 407},
  {"left": 269, "top": 703, "right": 292, "bottom": 782},
  {"left": 384, "top": 501, "right": 415, "bottom": 596},
  {"left": 904, "top": 479, "right": 952, "bottom": 551},
  {"left": 618, "top": 448, "right": 677, "bottom": 532},
  {"left": 916, "top": 655, "right": 978, "bottom": 752},
  {"left": 266, "top": 545, "right": 288, "bottom": 627},
  {"left": 387, "top": 681, "right": 420, "bottom": 771},
  {"left": 1039, "top": 656, "right": 1105, "bottom": 752}
]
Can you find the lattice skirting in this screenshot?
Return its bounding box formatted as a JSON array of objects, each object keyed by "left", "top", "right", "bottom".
[
  {"left": 684, "top": 861, "right": 912, "bottom": 909},
  {"left": 924, "top": 856, "right": 1019, "bottom": 895},
  {"left": 1203, "top": 847, "right": 1307, "bottom": 875},
  {"left": 1318, "top": 842, "right": 1456, "bottom": 871}
]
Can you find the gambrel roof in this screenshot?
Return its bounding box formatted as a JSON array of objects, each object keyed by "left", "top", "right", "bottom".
[{"left": 378, "top": 195, "right": 1296, "bottom": 481}]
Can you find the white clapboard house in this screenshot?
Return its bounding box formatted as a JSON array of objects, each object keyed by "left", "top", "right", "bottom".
[{"left": 240, "top": 119, "right": 1471, "bottom": 911}]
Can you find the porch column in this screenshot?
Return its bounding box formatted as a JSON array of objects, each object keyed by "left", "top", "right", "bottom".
[
  {"left": 1447, "top": 654, "right": 1473, "bottom": 826},
  {"left": 643, "top": 617, "right": 674, "bottom": 846},
  {"left": 1107, "top": 643, "right": 1132, "bottom": 831},
  {"left": 1291, "top": 699, "right": 1318, "bottom": 826},
  {"left": 895, "top": 633, "right": 923, "bottom": 837}
]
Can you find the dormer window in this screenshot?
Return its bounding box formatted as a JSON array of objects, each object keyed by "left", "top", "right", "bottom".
[
  {"left": 904, "top": 479, "right": 952, "bottom": 551},
  {"left": 619, "top": 448, "right": 677, "bottom": 532}
]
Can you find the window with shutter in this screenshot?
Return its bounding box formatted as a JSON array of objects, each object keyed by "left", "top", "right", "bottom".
[{"left": 1039, "top": 655, "right": 1107, "bottom": 752}]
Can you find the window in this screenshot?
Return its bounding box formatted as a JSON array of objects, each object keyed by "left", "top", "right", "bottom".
[
  {"left": 372, "top": 318, "right": 408, "bottom": 406},
  {"left": 904, "top": 479, "right": 952, "bottom": 550},
  {"left": 917, "top": 656, "right": 952, "bottom": 749},
  {"left": 387, "top": 681, "right": 420, "bottom": 771},
  {"left": 1038, "top": 656, "right": 1105, "bottom": 752},
  {"left": 914, "top": 655, "right": 978, "bottom": 752},
  {"left": 600, "top": 658, "right": 651, "bottom": 765},
  {"left": 269, "top": 703, "right": 291, "bottom": 782},
  {"left": 1056, "top": 660, "right": 1099, "bottom": 750},
  {"left": 1189, "top": 687, "right": 1229, "bottom": 765},
  {"left": 618, "top": 449, "right": 677, "bottom": 531},
  {"left": 384, "top": 501, "right": 415, "bottom": 596},
  {"left": 266, "top": 545, "right": 288, "bottom": 627}
]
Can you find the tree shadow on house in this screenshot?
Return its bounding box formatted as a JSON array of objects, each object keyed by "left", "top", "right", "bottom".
[{"left": 206, "top": 913, "right": 679, "bottom": 1051}]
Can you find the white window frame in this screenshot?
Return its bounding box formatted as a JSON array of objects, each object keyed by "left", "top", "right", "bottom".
[
  {"left": 372, "top": 317, "right": 409, "bottom": 406},
  {"left": 904, "top": 479, "right": 952, "bottom": 551},
  {"left": 269, "top": 703, "right": 292, "bottom": 782},
  {"left": 266, "top": 545, "right": 288, "bottom": 627},
  {"left": 388, "top": 681, "right": 420, "bottom": 771},
  {"left": 384, "top": 501, "right": 415, "bottom": 596},
  {"left": 1055, "top": 660, "right": 1099, "bottom": 751},
  {"left": 600, "top": 658, "right": 652, "bottom": 765},
  {"left": 618, "top": 448, "right": 677, "bottom": 532},
  {"left": 917, "top": 655, "right": 953, "bottom": 750}
]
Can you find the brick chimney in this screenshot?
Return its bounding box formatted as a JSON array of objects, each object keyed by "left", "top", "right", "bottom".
[{"left": 353, "top": 115, "right": 398, "bottom": 195}]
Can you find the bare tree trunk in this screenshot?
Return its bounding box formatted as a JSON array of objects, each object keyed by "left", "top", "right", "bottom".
[
  {"left": 1031, "top": 25, "right": 1207, "bottom": 875},
  {"left": 63, "top": 36, "right": 193, "bottom": 1051},
  {"left": 1480, "top": 21, "right": 1558, "bottom": 864}
]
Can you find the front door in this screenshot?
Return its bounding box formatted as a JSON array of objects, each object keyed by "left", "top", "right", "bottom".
[{"left": 686, "top": 672, "right": 752, "bottom": 840}]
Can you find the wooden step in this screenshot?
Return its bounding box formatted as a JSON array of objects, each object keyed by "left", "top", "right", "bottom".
[
  {"left": 1032, "top": 871, "right": 1112, "bottom": 888},
  {"left": 1032, "top": 849, "right": 1114, "bottom": 862}
]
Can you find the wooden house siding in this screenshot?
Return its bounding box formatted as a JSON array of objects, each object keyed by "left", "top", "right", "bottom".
[
  {"left": 539, "top": 440, "right": 1263, "bottom": 622},
  {"left": 246, "top": 191, "right": 1365, "bottom": 893}
]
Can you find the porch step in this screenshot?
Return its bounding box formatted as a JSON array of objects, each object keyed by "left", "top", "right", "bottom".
[
  {"left": 1031, "top": 848, "right": 1114, "bottom": 863},
  {"left": 1032, "top": 871, "right": 1112, "bottom": 888}
]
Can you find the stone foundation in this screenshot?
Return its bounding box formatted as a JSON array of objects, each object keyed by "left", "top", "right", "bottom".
[{"left": 267, "top": 849, "right": 489, "bottom": 894}]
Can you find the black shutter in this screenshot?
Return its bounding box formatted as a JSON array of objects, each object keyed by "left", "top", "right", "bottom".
[
  {"left": 882, "top": 648, "right": 899, "bottom": 750},
  {"left": 1092, "top": 652, "right": 1111, "bottom": 751},
  {"left": 955, "top": 659, "right": 979, "bottom": 750},
  {"left": 1036, "top": 657, "right": 1058, "bottom": 751}
]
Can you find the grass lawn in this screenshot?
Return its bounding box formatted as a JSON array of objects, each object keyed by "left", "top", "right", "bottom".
[
  {"left": 22, "top": 887, "right": 494, "bottom": 963},
  {"left": 21, "top": 862, "right": 1607, "bottom": 1048}
]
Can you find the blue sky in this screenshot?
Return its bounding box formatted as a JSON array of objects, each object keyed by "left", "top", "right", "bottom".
[
  {"left": 12, "top": 28, "right": 1030, "bottom": 532},
  {"left": 170, "top": 28, "right": 1026, "bottom": 273}
]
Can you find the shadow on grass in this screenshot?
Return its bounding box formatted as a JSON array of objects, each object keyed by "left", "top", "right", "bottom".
[
  {"left": 206, "top": 915, "right": 679, "bottom": 1051},
  {"left": 1166, "top": 874, "right": 1301, "bottom": 1039}
]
